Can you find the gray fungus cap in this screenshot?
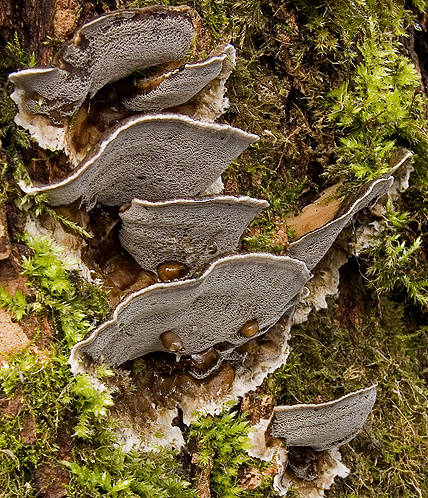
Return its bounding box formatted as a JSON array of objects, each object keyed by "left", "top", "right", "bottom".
[
  {"left": 123, "top": 50, "right": 230, "bottom": 112},
  {"left": 20, "top": 114, "right": 258, "bottom": 209},
  {"left": 70, "top": 253, "right": 312, "bottom": 367},
  {"left": 9, "top": 6, "right": 195, "bottom": 123},
  {"left": 271, "top": 385, "right": 377, "bottom": 451},
  {"left": 287, "top": 176, "right": 394, "bottom": 269},
  {"left": 119, "top": 196, "right": 269, "bottom": 272}
]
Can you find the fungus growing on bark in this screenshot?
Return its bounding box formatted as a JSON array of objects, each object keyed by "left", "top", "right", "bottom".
[
  {"left": 287, "top": 176, "right": 394, "bottom": 269},
  {"left": 62, "top": 7, "right": 194, "bottom": 97},
  {"left": 271, "top": 385, "right": 377, "bottom": 451},
  {"left": 119, "top": 196, "right": 268, "bottom": 273},
  {"left": 9, "top": 67, "right": 90, "bottom": 124},
  {"left": 70, "top": 253, "right": 311, "bottom": 367},
  {"left": 177, "top": 44, "right": 237, "bottom": 122},
  {"left": 123, "top": 52, "right": 228, "bottom": 112},
  {"left": 20, "top": 114, "right": 258, "bottom": 209},
  {"left": 9, "top": 7, "right": 195, "bottom": 127}
]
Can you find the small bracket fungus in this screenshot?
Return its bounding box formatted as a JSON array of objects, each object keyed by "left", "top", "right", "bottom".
[
  {"left": 20, "top": 114, "right": 258, "bottom": 209},
  {"left": 119, "top": 195, "right": 268, "bottom": 273},
  {"left": 9, "top": 67, "right": 90, "bottom": 124},
  {"left": 9, "top": 7, "right": 195, "bottom": 128},
  {"left": 70, "top": 253, "right": 311, "bottom": 367},
  {"left": 287, "top": 176, "right": 394, "bottom": 269},
  {"left": 271, "top": 385, "right": 377, "bottom": 451},
  {"left": 123, "top": 51, "right": 228, "bottom": 112},
  {"left": 178, "top": 43, "right": 237, "bottom": 123},
  {"left": 61, "top": 7, "right": 195, "bottom": 98}
]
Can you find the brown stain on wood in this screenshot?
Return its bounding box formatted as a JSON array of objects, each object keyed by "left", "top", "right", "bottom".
[
  {"left": 0, "top": 207, "right": 10, "bottom": 260},
  {"left": 53, "top": 0, "right": 80, "bottom": 40}
]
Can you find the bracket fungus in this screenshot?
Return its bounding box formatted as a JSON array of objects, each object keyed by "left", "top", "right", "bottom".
[
  {"left": 123, "top": 51, "right": 228, "bottom": 112},
  {"left": 180, "top": 43, "right": 237, "bottom": 122},
  {"left": 271, "top": 385, "right": 377, "bottom": 451},
  {"left": 70, "top": 253, "right": 311, "bottom": 367},
  {"left": 20, "top": 114, "right": 258, "bottom": 209},
  {"left": 287, "top": 176, "right": 394, "bottom": 269},
  {"left": 119, "top": 196, "right": 268, "bottom": 273},
  {"left": 9, "top": 6, "right": 195, "bottom": 127},
  {"left": 9, "top": 67, "right": 90, "bottom": 124},
  {"left": 8, "top": 7, "right": 391, "bottom": 489}
]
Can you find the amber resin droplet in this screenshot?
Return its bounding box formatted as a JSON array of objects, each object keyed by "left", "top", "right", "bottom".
[
  {"left": 240, "top": 319, "right": 259, "bottom": 338},
  {"left": 157, "top": 261, "right": 187, "bottom": 281},
  {"left": 190, "top": 347, "right": 219, "bottom": 371},
  {"left": 160, "top": 331, "right": 184, "bottom": 352}
]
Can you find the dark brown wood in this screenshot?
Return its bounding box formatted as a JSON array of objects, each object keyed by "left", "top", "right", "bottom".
[{"left": 0, "top": 0, "right": 99, "bottom": 64}]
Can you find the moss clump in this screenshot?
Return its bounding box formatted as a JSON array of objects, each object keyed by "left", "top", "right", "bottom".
[
  {"left": 326, "top": 26, "right": 427, "bottom": 189},
  {"left": 187, "top": 402, "right": 276, "bottom": 497},
  {"left": 359, "top": 201, "right": 427, "bottom": 308},
  {"left": 0, "top": 33, "right": 36, "bottom": 71},
  {"left": 0, "top": 287, "right": 27, "bottom": 321}
]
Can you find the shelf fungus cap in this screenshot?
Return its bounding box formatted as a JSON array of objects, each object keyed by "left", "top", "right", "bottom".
[
  {"left": 271, "top": 385, "right": 377, "bottom": 451},
  {"left": 20, "top": 114, "right": 258, "bottom": 209},
  {"left": 123, "top": 51, "right": 228, "bottom": 112},
  {"left": 61, "top": 6, "right": 196, "bottom": 97},
  {"left": 119, "top": 195, "right": 269, "bottom": 272},
  {"left": 9, "top": 6, "right": 195, "bottom": 133},
  {"left": 9, "top": 67, "right": 90, "bottom": 124},
  {"left": 70, "top": 253, "right": 311, "bottom": 367},
  {"left": 287, "top": 176, "right": 394, "bottom": 269}
]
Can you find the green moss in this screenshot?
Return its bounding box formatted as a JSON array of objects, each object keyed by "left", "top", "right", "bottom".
[
  {"left": 189, "top": 402, "right": 250, "bottom": 497},
  {"left": 66, "top": 447, "right": 197, "bottom": 497},
  {"left": 0, "top": 33, "right": 36, "bottom": 71},
  {"left": 19, "top": 233, "right": 108, "bottom": 348},
  {"left": 326, "top": 25, "right": 427, "bottom": 189},
  {"left": 292, "top": 0, "right": 412, "bottom": 59},
  {"left": 188, "top": 402, "right": 277, "bottom": 497},
  {"left": 0, "top": 287, "right": 27, "bottom": 321},
  {"left": 360, "top": 201, "right": 427, "bottom": 307}
]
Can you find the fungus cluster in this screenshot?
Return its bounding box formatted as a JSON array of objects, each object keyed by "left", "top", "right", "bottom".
[
  {"left": 10, "top": 5, "right": 398, "bottom": 490},
  {"left": 9, "top": 7, "right": 195, "bottom": 125}
]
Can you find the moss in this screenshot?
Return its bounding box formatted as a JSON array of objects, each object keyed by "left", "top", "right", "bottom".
[
  {"left": 187, "top": 402, "right": 278, "bottom": 497},
  {"left": 0, "top": 32, "right": 36, "bottom": 71},
  {"left": 359, "top": 201, "right": 427, "bottom": 307},
  {"left": 0, "top": 287, "right": 27, "bottom": 321},
  {"left": 325, "top": 28, "right": 427, "bottom": 189}
]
